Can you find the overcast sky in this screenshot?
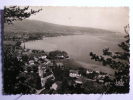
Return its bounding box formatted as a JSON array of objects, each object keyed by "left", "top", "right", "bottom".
[{"left": 28, "top": 7, "right": 129, "bottom": 33}]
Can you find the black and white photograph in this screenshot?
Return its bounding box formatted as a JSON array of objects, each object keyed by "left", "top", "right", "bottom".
[{"left": 2, "top": 6, "right": 129, "bottom": 94}]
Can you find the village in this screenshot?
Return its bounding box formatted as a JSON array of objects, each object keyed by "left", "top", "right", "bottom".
[{"left": 3, "top": 39, "right": 126, "bottom": 94}]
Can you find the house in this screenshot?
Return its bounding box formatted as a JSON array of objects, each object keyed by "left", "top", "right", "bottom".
[
  {"left": 95, "top": 71, "right": 100, "bottom": 74},
  {"left": 86, "top": 70, "right": 98, "bottom": 79},
  {"left": 69, "top": 70, "right": 81, "bottom": 78},
  {"left": 96, "top": 74, "right": 106, "bottom": 83},
  {"left": 97, "top": 74, "right": 106, "bottom": 79},
  {"left": 41, "top": 55, "right": 47, "bottom": 59},
  {"left": 86, "top": 70, "right": 93, "bottom": 74},
  {"left": 29, "top": 60, "right": 35, "bottom": 65},
  {"left": 75, "top": 78, "right": 83, "bottom": 85},
  {"left": 73, "top": 78, "right": 83, "bottom": 88},
  {"left": 24, "top": 70, "right": 28, "bottom": 73},
  {"left": 55, "top": 62, "right": 63, "bottom": 68},
  {"left": 50, "top": 81, "right": 62, "bottom": 91},
  {"left": 98, "top": 79, "right": 104, "bottom": 83}
]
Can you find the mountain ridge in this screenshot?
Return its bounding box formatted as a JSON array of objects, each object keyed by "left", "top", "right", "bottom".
[{"left": 4, "top": 19, "right": 118, "bottom": 35}]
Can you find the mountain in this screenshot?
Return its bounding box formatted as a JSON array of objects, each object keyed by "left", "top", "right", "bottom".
[{"left": 4, "top": 19, "right": 117, "bottom": 35}]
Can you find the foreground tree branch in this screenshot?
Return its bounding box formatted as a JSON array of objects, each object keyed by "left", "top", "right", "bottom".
[
  {"left": 89, "top": 25, "right": 130, "bottom": 93},
  {"left": 4, "top": 6, "right": 42, "bottom": 24}
]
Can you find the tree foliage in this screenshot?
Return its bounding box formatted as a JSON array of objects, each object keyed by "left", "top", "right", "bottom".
[
  {"left": 48, "top": 50, "right": 68, "bottom": 59},
  {"left": 89, "top": 25, "right": 130, "bottom": 93},
  {"left": 3, "top": 6, "right": 42, "bottom": 94},
  {"left": 4, "top": 6, "right": 42, "bottom": 24}
]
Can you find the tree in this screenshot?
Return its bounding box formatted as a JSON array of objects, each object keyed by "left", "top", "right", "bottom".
[
  {"left": 89, "top": 25, "right": 130, "bottom": 93},
  {"left": 48, "top": 50, "right": 68, "bottom": 59},
  {"left": 4, "top": 6, "right": 42, "bottom": 24},
  {"left": 3, "top": 6, "right": 42, "bottom": 94}
]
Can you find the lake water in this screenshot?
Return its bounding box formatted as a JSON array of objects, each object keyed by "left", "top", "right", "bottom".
[{"left": 23, "top": 34, "right": 123, "bottom": 64}]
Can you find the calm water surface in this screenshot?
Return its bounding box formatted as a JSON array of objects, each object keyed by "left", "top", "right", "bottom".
[{"left": 23, "top": 34, "right": 122, "bottom": 64}]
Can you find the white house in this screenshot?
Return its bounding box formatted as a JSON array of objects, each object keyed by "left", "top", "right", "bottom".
[
  {"left": 86, "top": 70, "right": 93, "bottom": 74},
  {"left": 41, "top": 55, "right": 47, "bottom": 59},
  {"left": 29, "top": 60, "right": 34, "bottom": 65},
  {"left": 69, "top": 70, "right": 81, "bottom": 78},
  {"left": 75, "top": 79, "right": 83, "bottom": 85}
]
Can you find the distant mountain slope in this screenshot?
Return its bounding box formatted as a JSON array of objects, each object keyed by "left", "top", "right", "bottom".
[{"left": 4, "top": 19, "right": 116, "bottom": 35}]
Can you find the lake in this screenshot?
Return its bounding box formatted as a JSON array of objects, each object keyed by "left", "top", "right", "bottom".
[
  {"left": 24, "top": 34, "right": 123, "bottom": 60},
  {"left": 22, "top": 34, "right": 124, "bottom": 74}
]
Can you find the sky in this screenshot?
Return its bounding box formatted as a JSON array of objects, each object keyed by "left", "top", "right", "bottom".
[{"left": 28, "top": 7, "right": 129, "bottom": 33}]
